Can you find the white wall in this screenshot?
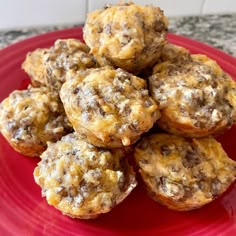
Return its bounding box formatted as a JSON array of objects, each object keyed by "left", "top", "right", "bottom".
[{"left": 0, "top": 0, "right": 235, "bottom": 29}]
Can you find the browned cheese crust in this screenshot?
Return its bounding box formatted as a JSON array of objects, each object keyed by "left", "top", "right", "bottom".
[
  {"left": 83, "top": 2, "right": 168, "bottom": 74},
  {"left": 34, "top": 133, "right": 137, "bottom": 219},
  {"left": 0, "top": 86, "right": 72, "bottom": 157},
  {"left": 60, "top": 67, "right": 160, "bottom": 148},
  {"left": 134, "top": 133, "right": 236, "bottom": 211},
  {"left": 43, "top": 39, "right": 96, "bottom": 91},
  {"left": 22, "top": 39, "right": 96, "bottom": 91},
  {"left": 149, "top": 54, "right": 236, "bottom": 137},
  {"left": 158, "top": 43, "right": 191, "bottom": 63},
  {"left": 22, "top": 48, "right": 49, "bottom": 87}
]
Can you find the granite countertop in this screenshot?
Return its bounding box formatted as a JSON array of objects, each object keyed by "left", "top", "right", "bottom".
[{"left": 0, "top": 14, "right": 236, "bottom": 58}]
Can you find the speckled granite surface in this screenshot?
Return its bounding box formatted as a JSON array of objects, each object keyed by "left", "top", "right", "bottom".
[
  {"left": 0, "top": 14, "right": 236, "bottom": 57},
  {"left": 169, "top": 14, "right": 236, "bottom": 57}
]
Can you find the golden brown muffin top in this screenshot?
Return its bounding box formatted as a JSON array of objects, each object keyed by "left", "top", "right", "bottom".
[
  {"left": 149, "top": 54, "right": 236, "bottom": 130},
  {"left": 22, "top": 48, "right": 49, "bottom": 87},
  {"left": 158, "top": 43, "right": 191, "bottom": 63},
  {"left": 42, "top": 39, "right": 96, "bottom": 91},
  {"left": 0, "top": 86, "right": 71, "bottom": 156},
  {"left": 34, "top": 133, "right": 137, "bottom": 219},
  {"left": 135, "top": 133, "right": 236, "bottom": 210},
  {"left": 61, "top": 67, "right": 160, "bottom": 147},
  {"left": 83, "top": 2, "right": 168, "bottom": 73}
]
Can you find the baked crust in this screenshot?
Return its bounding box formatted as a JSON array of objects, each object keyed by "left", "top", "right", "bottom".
[
  {"left": 157, "top": 43, "right": 191, "bottom": 64},
  {"left": 60, "top": 67, "right": 160, "bottom": 148},
  {"left": 43, "top": 39, "right": 96, "bottom": 91},
  {"left": 149, "top": 54, "right": 236, "bottom": 137},
  {"left": 134, "top": 133, "right": 236, "bottom": 211},
  {"left": 22, "top": 48, "right": 48, "bottom": 87},
  {"left": 34, "top": 133, "right": 137, "bottom": 219},
  {"left": 0, "top": 86, "right": 72, "bottom": 157},
  {"left": 83, "top": 2, "right": 168, "bottom": 74},
  {"left": 22, "top": 39, "right": 96, "bottom": 91}
]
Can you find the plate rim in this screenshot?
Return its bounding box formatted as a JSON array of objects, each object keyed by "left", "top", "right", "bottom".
[{"left": 0, "top": 26, "right": 236, "bottom": 236}]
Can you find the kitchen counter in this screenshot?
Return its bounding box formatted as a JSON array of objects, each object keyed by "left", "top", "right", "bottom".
[{"left": 0, "top": 14, "right": 236, "bottom": 57}]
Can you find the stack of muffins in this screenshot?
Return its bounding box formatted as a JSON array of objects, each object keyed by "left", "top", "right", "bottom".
[{"left": 1, "top": 2, "right": 236, "bottom": 218}]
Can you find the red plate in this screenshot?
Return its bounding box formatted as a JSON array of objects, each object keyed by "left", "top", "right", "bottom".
[{"left": 0, "top": 27, "right": 236, "bottom": 236}]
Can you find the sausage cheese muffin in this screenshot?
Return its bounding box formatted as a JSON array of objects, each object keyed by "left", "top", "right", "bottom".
[
  {"left": 34, "top": 133, "right": 137, "bottom": 219},
  {"left": 0, "top": 86, "right": 72, "bottom": 157},
  {"left": 22, "top": 39, "right": 96, "bottom": 91},
  {"left": 42, "top": 39, "right": 96, "bottom": 91},
  {"left": 60, "top": 67, "right": 160, "bottom": 148},
  {"left": 158, "top": 43, "right": 191, "bottom": 63},
  {"left": 134, "top": 133, "right": 236, "bottom": 211},
  {"left": 22, "top": 48, "right": 48, "bottom": 87},
  {"left": 83, "top": 2, "right": 168, "bottom": 74},
  {"left": 149, "top": 54, "right": 236, "bottom": 137}
]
